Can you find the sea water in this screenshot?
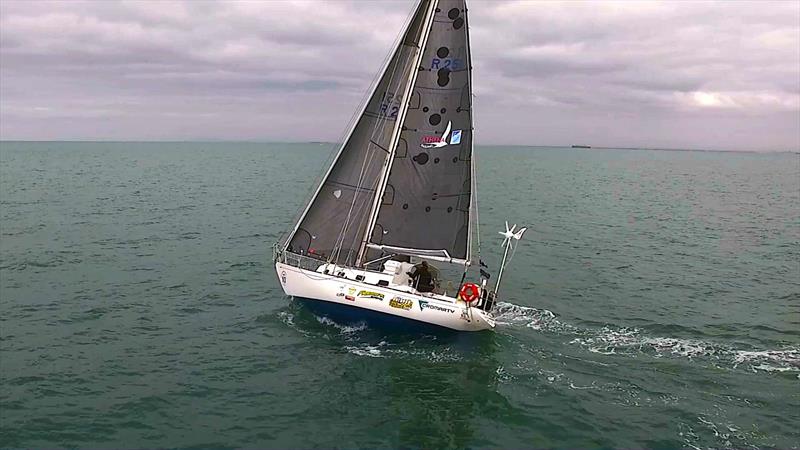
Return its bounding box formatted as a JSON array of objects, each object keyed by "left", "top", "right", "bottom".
[{"left": 1, "top": 142, "right": 798, "bottom": 448}]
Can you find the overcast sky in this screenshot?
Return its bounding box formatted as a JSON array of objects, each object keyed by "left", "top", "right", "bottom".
[{"left": 1, "top": 1, "right": 798, "bottom": 151}]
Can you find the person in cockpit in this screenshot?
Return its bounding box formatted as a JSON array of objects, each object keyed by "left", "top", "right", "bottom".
[{"left": 407, "top": 260, "right": 438, "bottom": 293}]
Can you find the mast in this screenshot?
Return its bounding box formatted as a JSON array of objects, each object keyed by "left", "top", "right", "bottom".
[
  {"left": 464, "top": 0, "right": 476, "bottom": 266},
  {"left": 356, "top": 0, "right": 439, "bottom": 267}
]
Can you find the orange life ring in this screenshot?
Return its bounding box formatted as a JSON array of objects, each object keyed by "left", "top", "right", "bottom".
[{"left": 459, "top": 283, "right": 480, "bottom": 303}]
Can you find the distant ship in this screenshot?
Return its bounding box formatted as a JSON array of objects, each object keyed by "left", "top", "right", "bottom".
[
  {"left": 571, "top": 144, "right": 591, "bottom": 149},
  {"left": 273, "top": 0, "right": 525, "bottom": 331}
]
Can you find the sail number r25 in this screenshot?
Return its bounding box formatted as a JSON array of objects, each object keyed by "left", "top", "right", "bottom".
[
  {"left": 431, "top": 58, "right": 464, "bottom": 71},
  {"left": 379, "top": 91, "right": 400, "bottom": 118}
]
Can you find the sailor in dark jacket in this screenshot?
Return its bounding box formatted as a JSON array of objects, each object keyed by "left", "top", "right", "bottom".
[{"left": 407, "top": 260, "right": 437, "bottom": 293}]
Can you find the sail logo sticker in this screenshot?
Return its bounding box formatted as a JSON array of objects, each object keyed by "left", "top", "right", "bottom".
[
  {"left": 419, "top": 300, "right": 456, "bottom": 314},
  {"left": 421, "top": 121, "right": 452, "bottom": 149},
  {"left": 357, "top": 290, "right": 384, "bottom": 301},
  {"left": 450, "top": 130, "right": 462, "bottom": 145},
  {"left": 389, "top": 297, "right": 413, "bottom": 310}
]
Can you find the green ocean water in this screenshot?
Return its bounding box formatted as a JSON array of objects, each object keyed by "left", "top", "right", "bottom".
[{"left": 1, "top": 141, "right": 798, "bottom": 448}]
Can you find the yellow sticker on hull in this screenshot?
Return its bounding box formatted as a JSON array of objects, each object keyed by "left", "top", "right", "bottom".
[{"left": 389, "top": 297, "right": 413, "bottom": 310}]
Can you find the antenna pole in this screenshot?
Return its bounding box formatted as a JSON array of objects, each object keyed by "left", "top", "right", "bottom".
[{"left": 493, "top": 236, "right": 513, "bottom": 297}]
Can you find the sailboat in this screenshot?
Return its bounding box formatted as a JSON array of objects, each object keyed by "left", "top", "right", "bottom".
[{"left": 274, "top": 0, "right": 524, "bottom": 331}]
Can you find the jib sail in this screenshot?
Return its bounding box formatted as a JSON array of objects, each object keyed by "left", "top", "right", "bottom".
[{"left": 284, "top": 0, "right": 437, "bottom": 267}]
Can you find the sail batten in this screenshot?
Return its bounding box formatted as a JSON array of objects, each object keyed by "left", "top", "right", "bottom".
[{"left": 366, "top": 244, "right": 469, "bottom": 265}]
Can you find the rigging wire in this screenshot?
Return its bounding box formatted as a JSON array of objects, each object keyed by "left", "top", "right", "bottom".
[
  {"left": 464, "top": 4, "right": 481, "bottom": 266},
  {"left": 328, "top": 3, "right": 420, "bottom": 266}
]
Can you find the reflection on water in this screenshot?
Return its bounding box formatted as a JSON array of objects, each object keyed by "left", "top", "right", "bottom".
[{"left": 283, "top": 299, "right": 508, "bottom": 448}]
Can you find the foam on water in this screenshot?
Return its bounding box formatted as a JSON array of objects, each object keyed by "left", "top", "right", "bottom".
[
  {"left": 314, "top": 315, "right": 369, "bottom": 335},
  {"left": 733, "top": 349, "right": 800, "bottom": 373},
  {"left": 493, "top": 301, "right": 566, "bottom": 332},
  {"left": 344, "top": 342, "right": 387, "bottom": 358},
  {"left": 496, "top": 302, "right": 800, "bottom": 375}
]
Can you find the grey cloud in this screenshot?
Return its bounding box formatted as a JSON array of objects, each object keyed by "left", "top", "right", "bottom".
[{"left": 1, "top": 0, "right": 798, "bottom": 151}]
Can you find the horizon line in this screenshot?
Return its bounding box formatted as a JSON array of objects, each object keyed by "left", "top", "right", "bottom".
[{"left": 0, "top": 139, "right": 797, "bottom": 154}]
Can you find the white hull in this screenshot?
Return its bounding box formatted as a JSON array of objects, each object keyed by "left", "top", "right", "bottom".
[{"left": 276, "top": 262, "right": 495, "bottom": 332}]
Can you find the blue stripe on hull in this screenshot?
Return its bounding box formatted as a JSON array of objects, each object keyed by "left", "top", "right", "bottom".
[{"left": 295, "top": 297, "right": 458, "bottom": 334}]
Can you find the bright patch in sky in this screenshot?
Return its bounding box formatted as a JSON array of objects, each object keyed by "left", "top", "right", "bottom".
[{"left": 693, "top": 92, "right": 727, "bottom": 108}]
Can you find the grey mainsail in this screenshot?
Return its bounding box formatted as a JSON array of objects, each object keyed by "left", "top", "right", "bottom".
[
  {"left": 367, "top": 0, "right": 475, "bottom": 264},
  {"left": 285, "top": 0, "right": 436, "bottom": 267}
]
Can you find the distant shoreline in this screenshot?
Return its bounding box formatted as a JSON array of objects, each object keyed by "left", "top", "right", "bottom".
[{"left": 0, "top": 140, "right": 797, "bottom": 154}]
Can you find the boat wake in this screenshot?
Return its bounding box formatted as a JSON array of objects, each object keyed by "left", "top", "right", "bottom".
[
  {"left": 493, "top": 302, "right": 800, "bottom": 376},
  {"left": 278, "top": 302, "right": 798, "bottom": 375},
  {"left": 493, "top": 302, "right": 566, "bottom": 332}
]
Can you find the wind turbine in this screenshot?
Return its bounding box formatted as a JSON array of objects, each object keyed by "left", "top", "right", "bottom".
[
  {"left": 494, "top": 221, "right": 527, "bottom": 297},
  {"left": 499, "top": 221, "right": 527, "bottom": 242}
]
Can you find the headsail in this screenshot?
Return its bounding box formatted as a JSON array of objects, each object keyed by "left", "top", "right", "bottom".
[
  {"left": 367, "top": 0, "right": 475, "bottom": 264},
  {"left": 284, "top": 0, "right": 436, "bottom": 267}
]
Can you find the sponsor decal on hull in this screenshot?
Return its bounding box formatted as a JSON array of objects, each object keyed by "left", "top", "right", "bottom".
[
  {"left": 357, "top": 290, "right": 384, "bottom": 301},
  {"left": 419, "top": 300, "right": 456, "bottom": 314},
  {"left": 389, "top": 297, "right": 413, "bottom": 310},
  {"left": 336, "top": 286, "right": 358, "bottom": 301}
]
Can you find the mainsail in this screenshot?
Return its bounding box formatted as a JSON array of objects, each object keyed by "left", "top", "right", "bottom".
[
  {"left": 368, "top": 0, "right": 475, "bottom": 264},
  {"left": 285, "top": 0, "right": 436, "bottom": 266},
  {"left": 284, "top": 0, "right": 475, "bottom": 267}
]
